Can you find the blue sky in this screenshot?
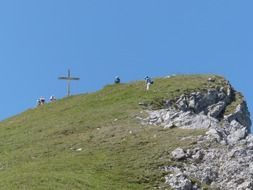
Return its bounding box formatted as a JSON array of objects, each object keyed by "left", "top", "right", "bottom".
[{"left": 0, "top": 0, "right": 252, "bottom": 123}]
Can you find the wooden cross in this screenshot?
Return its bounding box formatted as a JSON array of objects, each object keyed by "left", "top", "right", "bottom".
[{"left": 58, "top": 69, "right": 80, "bottom": 96}]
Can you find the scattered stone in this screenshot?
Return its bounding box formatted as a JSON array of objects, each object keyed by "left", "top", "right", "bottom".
[
  {"left": 171, "top": 148, "right": 187, "bottom": 160},
  {"left": 165, "top": 172, "right": 193, "bottom": 190},
  {"left": 208, "top": 77, "right": 215, "bottom": 82},
  {"left": 192, "top": 150, "right": 204, "bottom": 163},
  {"left": 181, "top": 136, "right": 195, "bottom": 141},
  {"left": 249, "top": 163, "right": 253, "bottom": 175}
]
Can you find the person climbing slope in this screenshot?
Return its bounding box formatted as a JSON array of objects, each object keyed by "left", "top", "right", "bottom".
[{"left": 144, "top": 76, "right": 153, "bottom": 91}]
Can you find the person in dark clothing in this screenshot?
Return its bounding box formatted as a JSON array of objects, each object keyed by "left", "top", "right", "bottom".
[{"left": 114, "top": 76, "right": 120, "bottom": 84}]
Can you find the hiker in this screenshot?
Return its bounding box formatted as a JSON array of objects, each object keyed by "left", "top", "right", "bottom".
[
  {"left": 114, "top": 76, "right": 120, "bottom": 84},
  {"left": 50, "top": 95, "right": 56, "bottom": 102},
  {"left": 144, "top": 76, "right": 153, "bottom": 91},
  {"left": 39, "top": 97, "right": 46, "bottom": 105},
  {"left": 36, "top": 99, "right": 41, "bottom": 107}
]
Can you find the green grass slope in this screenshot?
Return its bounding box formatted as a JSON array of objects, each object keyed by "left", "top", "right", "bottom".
[{"left": 0, "top": 75, "right": 236, "bottom": 190}]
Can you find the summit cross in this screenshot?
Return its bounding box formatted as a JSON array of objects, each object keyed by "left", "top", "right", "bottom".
[{"left": 58, "top": 69, "right": 80, "bottom": 96}]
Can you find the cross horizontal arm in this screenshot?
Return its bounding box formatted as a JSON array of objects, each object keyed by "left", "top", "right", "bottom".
[
  {"left": 69, "top": 77, "right": 80, "bottom": 80},
  {"left": 58, "top": 77, "right": 68, "bottom": 80},
  {"left": 58, "top": 77, "right": 80, "bottom": 80}
]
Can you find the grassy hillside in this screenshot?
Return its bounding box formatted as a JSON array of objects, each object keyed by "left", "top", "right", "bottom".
[{"left": 0, "top": 75, "right": 232, "bottom": 190}]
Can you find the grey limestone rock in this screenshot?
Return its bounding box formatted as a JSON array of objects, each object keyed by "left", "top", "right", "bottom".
[
  {"left": 142, "top": 87, "right": 251, "bottom": 147},
  {"left": 207, "top": 101, "right": 226, "bottom": 118},
  {"left": 249, "top": 163, "right": 253, "bottom": 175},
  {"left": 191, "top": 150, "right": 204, "bottom": 163},
  {"left": 237, "top": 181, "right": 253, "bottom": 190},
  {"left": 138, "top": 81, "right": 253, "bottom": 190},
  {"left": 224, "top": 102, "right": 251, "bottom": 133},
  {"left": 171, "top": 148, "right": 187, "bottom": 160},
  {"left": 142, "top": 87, "right": 235, "bottom": 130},
  {"left": 165, "top": 173, "right": 193, "bottom": 190}
]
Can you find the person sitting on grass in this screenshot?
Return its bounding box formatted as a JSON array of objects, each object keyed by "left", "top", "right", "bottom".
[
  {"left": 50, "top": 95, "right": 56, "bottom": 102},
  {"left": 114, "top": 76, "right": 120, "bottom": 84},
  {"left": 39, "top": 97, "right": 46, "bottom": 105}
]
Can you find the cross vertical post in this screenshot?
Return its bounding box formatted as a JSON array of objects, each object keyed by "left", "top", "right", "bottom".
[{"left": 58, "top": 69, "right": 80, "bottom": 97}]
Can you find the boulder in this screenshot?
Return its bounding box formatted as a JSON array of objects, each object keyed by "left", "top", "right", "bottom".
[
  {"left": 165, "top": 173, "right": 193, "bottom": 190},
  {"left": 171, "top": 148, "right": 187, "bottom": 160},
  {"left": 192, "top": 150, "right": 204, "bottom": 163},
  {"left": 206, "top": 128, "right": 224, "bottom": 142},
  {"left": 249, "top": 163, "right": 253, "bottom": 175},
  {"left": 207, "top": 101, "right": 226, "bottom": 118}
]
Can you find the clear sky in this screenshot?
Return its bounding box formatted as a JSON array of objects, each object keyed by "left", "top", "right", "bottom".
[{"left": 0, "top": 1, "right": 252, "bottom": 124}]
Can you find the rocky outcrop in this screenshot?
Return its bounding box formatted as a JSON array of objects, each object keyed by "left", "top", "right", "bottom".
[
  {"left": 165, "top": 136, "right": 253, "bottom": 190},
  {"left": 140, "top": 84, "right": 251, "bottom": 144},
  {"left": 138, "top": 79, "right": 252, "bottom": 189}
]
